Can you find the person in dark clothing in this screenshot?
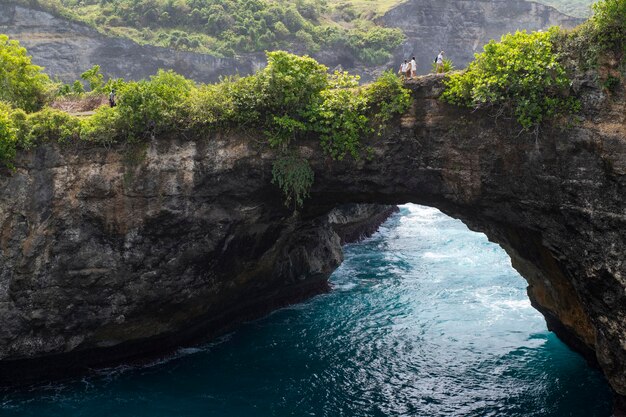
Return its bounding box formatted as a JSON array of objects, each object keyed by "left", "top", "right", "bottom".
[{"left": 109, "top": 89, "right": 116, "bottom": 107}]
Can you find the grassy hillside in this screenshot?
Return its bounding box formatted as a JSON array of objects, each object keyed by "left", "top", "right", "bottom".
[{"left": 12, "top": 0, "right": 407, "bottom": 65}]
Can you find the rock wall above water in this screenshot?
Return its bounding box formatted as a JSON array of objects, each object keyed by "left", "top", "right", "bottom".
[{"left": 0, "top": 131, "right": 396, "bottom": 381}]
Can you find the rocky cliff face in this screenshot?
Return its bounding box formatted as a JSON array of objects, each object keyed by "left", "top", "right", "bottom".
[
  {"left": 0, "top": 0, "right": 580, "bottom": 83},
  {"left": 1, "top": 73, "right": 625, "bottom": 409},
  {"left": 381, "top": 0, "right": 582, "bottom": 73},
  {"left": 0, "top": 133, "right": 396, "bottom": 382}
]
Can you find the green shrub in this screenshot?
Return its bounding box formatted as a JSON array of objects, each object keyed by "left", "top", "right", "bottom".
[
  {"left": 304, "top": 72, "right": 368, "bottom": 160},
  {"left": 22, "top": 108, "right": 81, "bottom": 147},
  {"left": 81, "top": 65, "right": 105, "bottom": 92},
  {"left": 259, "top": 51, "right": 328, "bottom": 148},
  {"left": 591, "top": 0, "right": 626, "bottom": 53},
  {"left": 223, "top": 75, "right": 266, "bottom": 126},
  {"left": 441, "top": 29, "right": 579, "bottom": 130},
  {"left": 346, "top": 24, "right": 404, "bottom": 65},
  {"left": 188, "top": 83, "right": 236, "bottom": 126},
  {"left": 72, "top": 80, "right": 85, "bottom": 94},
  {"left": 116, "top": 69, "right": 195, "bottom": 140},
  {"left": 551, "top": 0, "right": 626, "bottom": 73},
  {"left": 80, "top": 106, "right": 123, "bottom": 145},
  {"left": 0, "top": 104, "right": 81, "bottom": 167},
  {"left": 312, "top": 87, "right": 369, "bottom": 160},
  {"left": 260, "top": 51, "right": 328, "bottom": 117},
  {"left": 431, "top": 58, "right": 455, "bottom": 73},
  {"left": 365, "top": 70, "right": 412, "bottom": 129},
  {"left": 0, "top": 35, "right": 52, "bottom": 112}
]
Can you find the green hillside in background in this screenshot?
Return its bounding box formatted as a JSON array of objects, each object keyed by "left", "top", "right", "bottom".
[
  {"left": 10, "top": 0, "right": 596, "bottom": 67},
  {"left": 13, "top": 0, "right": 407, "bottom": 65}
]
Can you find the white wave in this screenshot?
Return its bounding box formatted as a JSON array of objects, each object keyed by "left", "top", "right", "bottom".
[{"left": 422, "top": 251, "right": 452, "bottom": 260}]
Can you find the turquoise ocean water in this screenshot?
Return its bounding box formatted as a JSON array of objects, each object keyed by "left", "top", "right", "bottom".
[{"left": 0, "top": 204, "right": 612, "bottom": 416}]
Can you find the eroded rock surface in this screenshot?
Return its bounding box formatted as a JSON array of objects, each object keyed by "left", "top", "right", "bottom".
[{"left": 0, "top": 133, "right": 397, "bottom": 381}]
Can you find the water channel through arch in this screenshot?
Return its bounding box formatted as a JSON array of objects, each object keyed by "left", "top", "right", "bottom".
[{"left": 0, "top": 204, "right": 612, "bottom": 417}]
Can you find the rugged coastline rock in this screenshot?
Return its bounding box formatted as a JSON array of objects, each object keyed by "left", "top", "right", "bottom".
[
  {"left": 0, "top": 131, "right": 396, "bottom": 382},
  {"left": 0, "top": 74, "right": 625, "bottom": 411}
]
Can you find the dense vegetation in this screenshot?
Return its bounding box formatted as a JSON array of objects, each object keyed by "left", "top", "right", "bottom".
[
  {"left": 561, "top": 0, "right": 626, "bottom": 66},
  {"left": 441, "top": 29, "right": 580, "bottom": 131},
  {"left": 0, "top": 37, "right": 411, "bottom": 206},
  {"left": 439, "top": 0, "right": 626, "bottom": 131},
  {"left": 15, "top": 0, "right": 404, "bottom": 65}
]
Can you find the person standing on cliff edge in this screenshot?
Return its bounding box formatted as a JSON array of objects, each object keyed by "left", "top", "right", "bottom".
[
  {"left": 436, "top": 51, "right": 445, "bottom": 74},
  {"left": 399, "top": 59, "right": 409, "bottom": 79},
  {"left": 410, "top": 56, "right": 417, "bottom": 79}
]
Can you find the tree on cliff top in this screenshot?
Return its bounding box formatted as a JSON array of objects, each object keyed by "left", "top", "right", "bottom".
[{"left": 0, "top": 35, "right": 52, "bottom": 112}]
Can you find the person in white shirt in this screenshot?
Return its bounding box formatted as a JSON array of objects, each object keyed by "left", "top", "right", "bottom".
[
  {"left": 410, "top": 57, "right": 417, "bottom": 78},
  {"left": 399, "top": 60, "right": 409, "bottom": 79},
  {"left": 436, "top": 51, "right": 445, "bottom": 74}
]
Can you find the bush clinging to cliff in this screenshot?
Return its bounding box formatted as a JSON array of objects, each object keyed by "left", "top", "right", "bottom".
[
  {"left": 20, "top": 107, "right": 81, "bottom": 146},
  {"left": 366, "top": 70, "right": 412, "bottom": 128},
  {"left": 441, "top": 29, "right": 580, "bottom": 130},
  {"left": 271, "top": 152, "right": 315, "bottom": 210},
  {"left": 260, "top": 51, "right": 329, "bottom": 148}
]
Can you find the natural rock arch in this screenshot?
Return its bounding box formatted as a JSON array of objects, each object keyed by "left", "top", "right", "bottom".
[{"left": 0, "top": 75, "right": 624, "bottom": 410}]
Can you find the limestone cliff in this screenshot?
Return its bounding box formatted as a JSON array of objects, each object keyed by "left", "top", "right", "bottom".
[
  {"left": 0, "top": 72, "right": 625, "bottom": 411},
  {"left": 0, "top": 0, "right": 580, "bottom": 82}
]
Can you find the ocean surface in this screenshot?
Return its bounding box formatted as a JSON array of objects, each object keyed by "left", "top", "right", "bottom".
[{"left": 0, "top": 204, "right": 612, "bottom": 417}]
